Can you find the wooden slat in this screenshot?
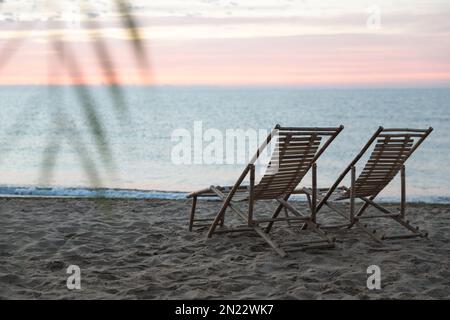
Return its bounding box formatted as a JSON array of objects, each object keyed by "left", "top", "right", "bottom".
[
  {"left": 278, "top": 130, "right": 336, "bottom": 135},
  {"left": 262, "top": 170, "right": 309, "bottom": 177},
  {"left": 276, "top": 154, "right": 316, "bottom": 160},
  {"left": 377, "top": 138, "right": 414, "bottom": 142},
  {"left": 254, "top": 132, "right": 320, "bottom": 199},
  {"left": 374, "top": 145, "right": 413, "bottom": 150},
  {"left": 271, "top": 168, "right": 310, "bottom": 175},
  {"left": 276, "top": 138, "right": 321, "bottom": 144},
  {"left": 379, "top": 133, "right": 424, "bottom": 138},
  {"left": 269, "top": 162, "right": 312, "bottom": 169},
  {"left": 361, "top": 164, "right": 403, "bottom": 170},
  {"left": 370, "top": 150, "right": 411, "bottom": 156},
  {"left": 369, "top": 154, "right": 408, "bottom": 159},
  {"left": 253, "top": 226, "right": 287, "bottom": 257},
  {"left": 278, "top": 126, "right": 342, "bottom": 131},
  {"left": 353, "top": 132, "right": 412, "bottom": 197},
  {"left": 382, "top": 128, "right": 429, "bottom": 132},
  {"left": 367, "top": 159, "right": 406, "bottom": 164}
]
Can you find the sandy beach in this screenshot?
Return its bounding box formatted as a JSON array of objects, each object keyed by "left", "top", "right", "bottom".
[{"left": 0, "top": 197, "right": 448, "bottom": 300}]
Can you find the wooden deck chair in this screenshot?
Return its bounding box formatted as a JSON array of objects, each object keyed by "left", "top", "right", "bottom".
[
  {"left": 301, "top": 126, "right": 433, "bottom": 243},
  {"left": 187, "top": 124, "right": 344, "bottom": 257}
]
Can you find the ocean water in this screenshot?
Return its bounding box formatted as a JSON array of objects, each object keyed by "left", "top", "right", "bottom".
[{"left": 0, "top": 86, "right": 449, "bottom": 202}]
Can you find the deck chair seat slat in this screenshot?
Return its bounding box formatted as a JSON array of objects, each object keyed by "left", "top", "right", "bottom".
[
  {"left": 360, "top": 167, "right": 398, "bottom": 171},
  {"left": 275, "top": 154, "right": 317, "bottom": 161},
  {"left": 267, "top": 166, "right": 310, "bottom": 172},
  {"left": 275, "top": 149, "right": 315, "bottom": 155},
  {"left": 361, "top": 167, "right": 402, "bottom": 171},
  {"left": 371, "top": 151, "right": 412, "bottom": 155},
  {"left": 268, "top": 161, "right": 313, "bottom": 168},
  {"left": 379, "top": 133, "right": 425, "bottom": 138},
  {"left": 278, "top": 126, "right": 341, "bottom": 131},
  {"left": 278, "top": 130, "right": 338, "bottom": 135},
  {"left": 270, "top": 163, "right": 312, "bottom": 169},
  {"left": 356, "top": 180, "right": 393, "bottom": 184},
  {"left": 382, "top": 128, "right": 429, "bottom": 132},
  {"left": 262, "top": 174, "right": 310, "bottom": 181},
  {"left": 376, "top": 143, "right": 413, "bottom": 147},
  {"left": 256, "top": 186, "right": 299, "bottom": 193},
  {"left": 275, "top": 145, "right": 320, "bottom": 151},
  {"left": 367, "top": 160, "right": 407, "bottom": 165},
  {"left": 358, "top": 172, "right": 397, "bottom": 176},
  {"left": 377, "top": 137, "right": 413, "bottom": 141},
  {"left": 277, "top": 137, "right": 322, "bottom": 142},
  {"left": 270, "top": 167, "right": 311, "bottom": 174},
  {"left": 271, "top": 167, "right": 311, "bottom": 174},
  {"left": 369, "top": 155, "right": 409, "bottom": 160},
  {"left": 261, "top": 168, "right": 310, "bottom": 175},
  {"left": 358, "top": 173, "right": 397, "bottom": 178},
  {"left": 258, "top": 178, "right": 306, "bottom": 185},
  {"left": 374, "top": 145, "right": 413, "bottom": 151},
  {"left": 357, "top": 176, "right": 397, "bottom": 181}
]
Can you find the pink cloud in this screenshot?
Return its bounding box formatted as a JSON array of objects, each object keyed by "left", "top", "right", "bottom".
[{"left": 1, "top": 28, "right": 449, "bottom": 86}]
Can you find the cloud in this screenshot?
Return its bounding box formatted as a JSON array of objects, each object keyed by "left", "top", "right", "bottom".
[{"left": 1, "top": 0, "right": 450, "bottom": 86}]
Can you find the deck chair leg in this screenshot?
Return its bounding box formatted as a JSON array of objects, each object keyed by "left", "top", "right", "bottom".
[
  {"left": 350, "top": 166, "right": 356, "bottom": 222},
  {"left": 302, "top": 219, "right": 335, "bottom": 245},
  {"left": 207, "top": 165, "right": 253, "bottom": 237},
  {"left": 253, "top": 226, "right": 287, "bottom": 257},
  {"left": 311, "top": 163, "right": 318, "bottom": 223},
  {"left": 209, "top": 188, "right": 289, "bottom": 257},
  {"left": 306, "top": 193, "right": 313, "bottom": 214},
  {"left": 283, "top": 207, "right": 292, "bottom": 227},
  {"left": 314, "top": 194, "right": 383, "bottom": 243},
  {"left": 219, "top": 207, "right": 225, "bottom": 227},
  {"left": 349, "top": 194, "right": 425, "bottom": 241},
  {"left": 347, "top": 195, "right": 376, "bottom": 228},
  {"left": 264, "top": 195, "right": 289, "bottom": 233},
  {"left": 353, "top": 221, "right": 383, "bottom": 243},
  {"left": 378, "top": 213, "right": 427, "bottom": 239},
  {"left": 207, "top": 201, "right": 230, "bottom": 238},
  {"left": 189, "top": 196, "right": 197, "bottom": 231},
  {"left": 302, "top": 193, "right": 314, "bottom": 230},
  {"left": 303, "top": 188, "right": 352, "bottom": 229},
  {"left": 276, "top": 198, "right": 335, "bottom": 245},
  {"left": 401, "top": 165, "right": 406, "bottom": 218},
  {"left": 248, "top": 164, "right": 255, "bottom": 226},
  {"left": 352, "top": 195, "right": 425, "bottom": 241}
]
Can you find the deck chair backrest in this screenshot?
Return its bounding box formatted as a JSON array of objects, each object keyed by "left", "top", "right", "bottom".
[
  {"left": 342, "top": 127, "right": 433, "bottom": 199},
  {"left": 253, "top": 126, "right": 343, "bottom": 200}
]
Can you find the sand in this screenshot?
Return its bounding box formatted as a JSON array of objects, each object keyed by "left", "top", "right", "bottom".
[{"left": 0, "top": 197, "right": 449, "bottom": 299}]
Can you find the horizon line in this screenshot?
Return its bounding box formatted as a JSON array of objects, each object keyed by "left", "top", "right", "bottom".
[{"left": 1, "top": 83, "right": 450, "bottom": 90}]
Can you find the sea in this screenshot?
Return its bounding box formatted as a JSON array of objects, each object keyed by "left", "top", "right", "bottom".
[{"left": 0, "top": 85, "right": 448, "bottom": 203}]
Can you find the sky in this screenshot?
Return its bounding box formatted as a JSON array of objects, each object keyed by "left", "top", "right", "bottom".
[{"left": 0, "top": 0, "right": 450, "bottom": 86}]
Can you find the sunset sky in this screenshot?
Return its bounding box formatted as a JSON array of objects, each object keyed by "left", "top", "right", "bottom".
[{"left": 1, "top": 0, "right": 450, "bottom": 86}]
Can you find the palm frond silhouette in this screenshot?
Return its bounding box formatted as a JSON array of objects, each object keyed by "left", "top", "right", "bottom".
[{"left": 0, "top": 0, "right": 152, "bottom": 195}]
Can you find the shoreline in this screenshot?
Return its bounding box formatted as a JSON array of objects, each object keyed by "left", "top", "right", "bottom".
[
  {"left": 1, "top": 195, "right": 450, "bottom": 207},
  {"left": 0, "top": 186, "right": 449, "bottom": 204}
]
